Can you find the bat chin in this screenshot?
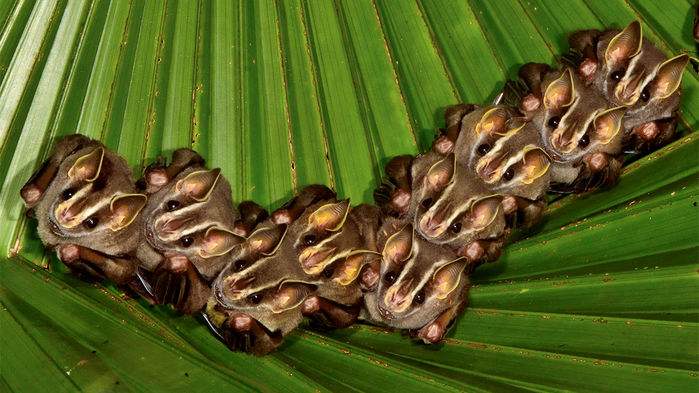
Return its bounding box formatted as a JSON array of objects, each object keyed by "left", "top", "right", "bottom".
[
  {"left": 377, "top": 305, "right": 396, "bottom": 321},
  {"left": 48, "top": 217, "right": 66, "bottom": 237}
]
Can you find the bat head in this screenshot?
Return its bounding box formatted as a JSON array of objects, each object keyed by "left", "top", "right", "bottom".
[
  {"left": 580, "top": 21, "right": 687, "bottom": 149},
  {"left": 411, "top": 107, "right": 549, "bottom": 247},
  {"left": 29, "top": 136, "right": 146, "bottom": 256},
  {"left": 522, "top": 68, "right": 626, "bottom": 189},
  {"left": 142, "top": 164, "right": 241, "bottom": 280},
  {"left": 363, "top": 219, "right": 469, "bottom": 330}
]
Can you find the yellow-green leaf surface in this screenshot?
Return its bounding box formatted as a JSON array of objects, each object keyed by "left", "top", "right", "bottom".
[{"left": 1, "top": 1, "right": 697, "bottom": 391}]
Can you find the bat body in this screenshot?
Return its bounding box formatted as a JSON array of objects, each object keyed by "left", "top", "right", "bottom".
[
  {"left": 568, "top": 21, "right": 688, "bottom": 152},
  {"left": 21, "top": 135, "right": 146, "bottom": 284},
  {"left": 207, "top": 186, "right": 380, "bottom": 354},
  {"left": 514, "top": 65, "right": 627, "bottom": 192},
  {"left": 362, "top": 217, "right": 469, "bottom": 344},
  {"left": 135, "top": 149, "right": 253, "bottom": 314}
]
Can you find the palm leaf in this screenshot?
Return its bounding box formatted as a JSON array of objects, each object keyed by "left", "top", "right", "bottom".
[{"left": 1, "top": 0, "right": 697, "bottom": 391}]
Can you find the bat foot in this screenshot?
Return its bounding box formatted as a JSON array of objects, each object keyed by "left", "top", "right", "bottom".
[
  {"left": 432, "top": 135, "right": 454, "bottom": 154},
  {"left": 416, "top": 322, "right": 445, "bottom": 344},
  {"left": 20, "top": 185, "right": 42, "bottom": 206},
  {"left": 302, "top": 296, "right": 360, "bottom": 329},
  {"left": 56, "top": 244, "right": 81, "bottom": 263},
  {"left": 204, "top": 310, "right": 283, "bottom": 355}
]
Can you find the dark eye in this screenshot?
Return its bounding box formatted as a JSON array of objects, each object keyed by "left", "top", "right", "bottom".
[
  {"left": 610, "top": 69, "right": 625, "bottom": 82},
  {"left": 322, "top": 264, "right": 335, "bottom": 278},
  {"left": 502, "top": 166, "right": 515, "bottom": 181},
  {"left": 413, "top": 290, "right": 425, "bottom": 305},
  {"left": 578, "top": 133, "right": 590, "bottom": 148},
  {"left": 165, "top": 200, "right": 181, "bottom": 211},
  {"left": 547, "top": 116, "right": 560, "bottom": 129},
  {"left": 383, "top": 271, "right": 398, "bottom": 284},
  {"left": 449, "top": 221, "right": 462, "bottom": 234},
  {"left": 233, "top": 259, "right": 247, "bottom": 272},
  {"left": 180, "top": 236, "right": 194, "bottom": 247},
  {"left": 421, "top": 198, "right": 434, "bottom": 209},
  {"left": 302, "top": 234, "right": 317, "bottom": 246},
  {"left": 247, "top": 293, "right": 263, "bottom": 304},
  {"left": 61, "top": 188, "right": 76, "bottom": 201},
  {"left": 82, "top": 216, "right": 98, "bottom": 229},
  {"left": 640, "top": 86, "right": 650, "bottom": 102},
  {"left": 477, "top": 143, "right": 491, "bottom": 156}
]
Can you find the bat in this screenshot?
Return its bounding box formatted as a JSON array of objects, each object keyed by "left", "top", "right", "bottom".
[{"left": 21, "top": 134, "right": 146, "bottom": 285}]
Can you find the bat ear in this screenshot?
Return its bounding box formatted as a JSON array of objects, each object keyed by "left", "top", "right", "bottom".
[
  {"left": 605, "top": 21, "right": 642, "bottom": 67},
  {"left": 475, "top": 107, "right": 509, "bottom": 135},
  {"left": 248, "top": 225, "right": 286, "bottom": 255},
  {"left": 271, "top": 283, "right": 312, "bottom": 313},
  {"left": 425, "top": 154, "right": 454, "bottom": 191},
  {"left": 68, "top": 147, "right": 104, "bottom": 182},
  {"left": 176, "top": 168, "right": 221, "bottom": 201},
  {"left": 308, "top": 199, "right": 350, "bottom": 232},
  {"left": 544, "top": 69, "right": 575, "bottom": 109},
  {"left": 593, "top": 107, "right": 626, "bottom": 144},
  {"left": 334, "top": 254, "right": 369, "bottom": 286},
  {"left": 651, "top": 54, "right": 689, "bottom": 99},
  {"left": 201, "top": 227, "right": 244, "bottom": 258},
  {"left": 469, "top": 197, "right": 501, "bottom": 230},
  {"left": 382, "top": 225, "right": 413, "bottom": 263},
  {"left": 431, "top": 259, "right": 467, "bottom": 300},
  {"left": 519, "top": 146, "right": 551, "bottom": 185},
  {"left": 109, "top": 194, "right": 147, "bottom": 231}
]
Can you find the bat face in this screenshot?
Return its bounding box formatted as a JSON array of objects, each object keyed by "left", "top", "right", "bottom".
[
  {"left": 208, "top": 197, "right": 379, "bottom": 354},
  {"left": 363, "top": 219, "right": 469, "bottom": 331},
  {"left": 523, "top": 68, "right": 626, "bottom": 189},
  {"left": 141, "top": 165, "right": 241, "bottom": 280},
  {"left": 205, "top": 219, "right": 298, "bottom": 355},
  {"left": 211, "top": 225, "right": 313, "bottom": 337},
  {"left": 411, "top": 107, "right": 550, "bottom": 248},
  {"left": 25, "top": 135, "right": 146, "bottom": 257},
  {"left": 579, "top": 21, "right": 687, "bottom": 148}
]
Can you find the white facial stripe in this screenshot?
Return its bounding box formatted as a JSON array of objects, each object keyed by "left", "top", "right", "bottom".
[
  {"left": 392, "top": 241, "right": 420, "bottom": 289},
  {"left": 486, "top": 127, "right": 518, "bottom": 156},
  {"left": 477, "top": 127, "right": 519, "bottom": 175},
  {"left": 563, "top": 108, "right": 598, "bottom": 152},
  {"left": 57, "top": 184, "right": 112, "bottom": 224},
  {"left": 392, "top": 249, "right": 452, "bottom": 307},
  {"left": 78, "top": 196, "right": 111, "bottom": 222}
]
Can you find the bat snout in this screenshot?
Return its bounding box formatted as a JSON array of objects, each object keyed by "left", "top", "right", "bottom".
[
  {"left": 384, "top": 279, "right": 414, "bottom": 314},
  {"left": 419, "top": 208, "right": 449, "bottom": 238},
  {"left": 222, "top": 275, "right": 256, "bottom": 300}
]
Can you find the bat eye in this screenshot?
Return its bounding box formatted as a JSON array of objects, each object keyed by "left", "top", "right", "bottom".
[
  {"left": 247, "top": 292, "right": 263, "bottom": 304},
  {"left": 165, "top": 200, "right": 181, "bottom": 211},
  {"left": 578, "top": 133, "right": 590, "bottom": 148},
  {"left": 302, "top": 234, "right": 318, "bottom": 246},
  {"left": 421, "top": 198, "right": 434, "bottom": 208},
  {"left": 322, "top": 264, "right": 334, "bottom": 278},
  {"left": 61, "top": 188, "right": 76, "bottom": 201},
  {"left": 383, "top": 271, "right": 398, "bottom": 284},
  {"left": 180, "top": 236, "right": 194, "bottom": 247},
  {"left": 610, "top": 69, "right": 625, "bottom": 82},
  {"left": 449, "top": 221, "right": 462, "bottom": 234},
  {"left": 82, "top": 216, "right": 99, "bottom": 229},
  {"left": 502, "top": 166, "right": 515, "bottom": 181},
  {"left": 640, "top": 86, "right": 650, "bottom": 102},
  {"left": 547, "top": 116, "right": 561, "bottom": 129},
  {"left": 477, "top": 143, "right": 491, "bottom": 156},
  {"left": 233, "top": 259, "right": 247, "bottom": 272},
  {"left": 413, "top": 290, "right": 425, "bottom": 305}
]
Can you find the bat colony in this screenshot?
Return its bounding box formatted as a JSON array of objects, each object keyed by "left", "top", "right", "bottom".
[{"left": 21, "top": 22, "right": 690, "bottom": 355}]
